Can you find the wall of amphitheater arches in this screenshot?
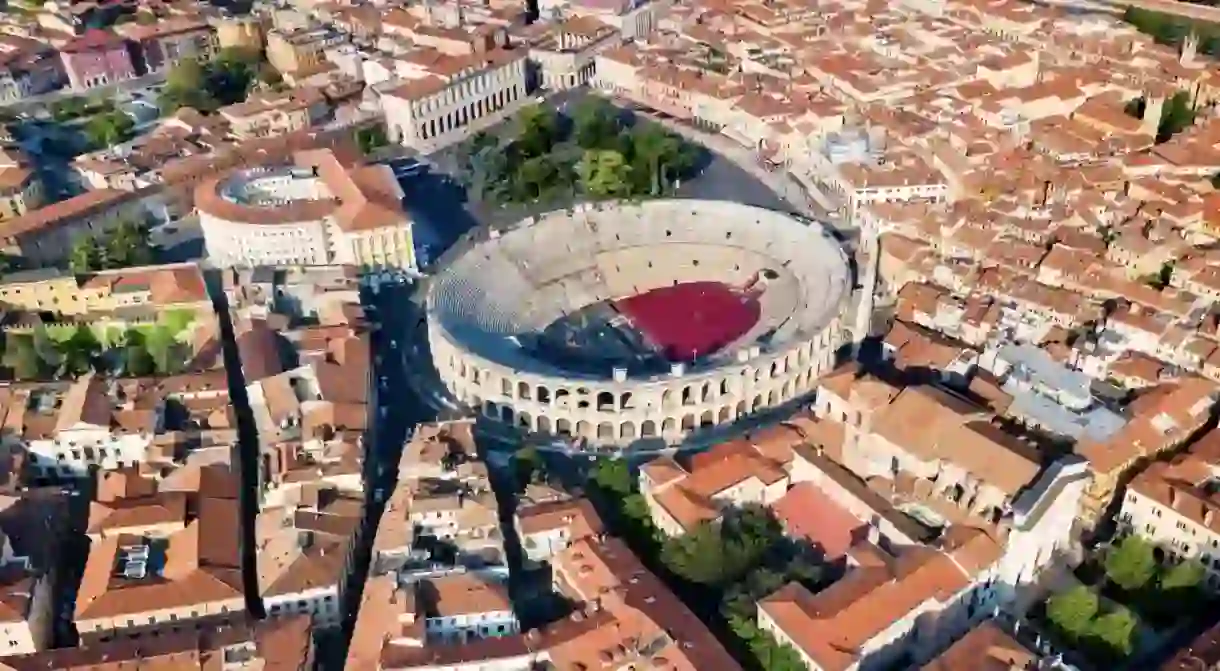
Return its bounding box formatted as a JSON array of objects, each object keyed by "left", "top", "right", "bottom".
[{"left": 428, "top": 317, "right": 845, "bottom": 447}]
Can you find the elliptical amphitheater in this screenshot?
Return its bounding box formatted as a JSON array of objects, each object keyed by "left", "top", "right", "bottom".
[{"left": 425, "top": 199, "right": 854, "bottom": 450}]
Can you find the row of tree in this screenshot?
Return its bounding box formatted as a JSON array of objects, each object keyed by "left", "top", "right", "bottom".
[
  {"left": 1123, "top": 6, "right": 1220, "bottom": 56},
  {"left": 2, "top": 323, "right": 191, "bottom": 381},
  {"left": 461, "top": 96, "right": 701, "bottom": 205},
  {"left": 158, "top": 48, "right": 275, "bottom": 115},
  {"left": 68, "top": 219, "right": 153, "bottom": 273},
  {"left": 588, "top": 459, "right": 818, "bottom": 670}
]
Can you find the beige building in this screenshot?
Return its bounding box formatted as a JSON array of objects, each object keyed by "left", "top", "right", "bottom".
[
  {"left": 209, "top": 14, "right": 266, "bottom": 52},
  {"left": 379, "top": 39, "right": 528, "bottom": 153},
  {"left": 266, "top": 27, "right": 344, "bottom": 76},
  {"left": 0, "top": 149, "right": 41, "bottom": 221},
  {"left": 0, "top": 263, "right": 209, "bottom": 317},
  {"left": 196, "top": 149, "right": 416, "bottom": 271},
  {"left": 526, "top": 17, "right": 620, "bottom": 91},
  {"left": 0, "top": 188, "right": 147, "bottom": 265},
  {"left": 219, "top": 87, "right": 329, "bottom": 140},
  {"left": 1119, "top": 428, "right": 1220, "bottom": 590}
]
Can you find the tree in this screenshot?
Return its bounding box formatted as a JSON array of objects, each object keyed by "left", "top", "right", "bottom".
[
  {"left": 122, "top": 330, "right": 157, "bottom": 377},
  {"left": 1089, "top": 608, "right": 1137, "bottom": 658},
  {"left": 1158, "top": 90, "right": 1197, "bottom": 143},
  {"left": 1105, "top": 536, "right": 1158, "bottom": 592},
  {"left": 104, "top": 219, "right": 151, "bottom": 268},
  {"left": 512, "top": 446, "right": 545, "bottom": 489},
  {"left": 515, "top": 105, "right": 560, "bottom": 159},
  {"left": 355, "top": 125, "right": 388, "bottom": 155},
  {"left": 59, "top": 325, "right": 101, "bottom": 378},
  {"left": 591, "top": 458, "right": 632, "bottom": 497},
  {"left": 68, "top": 237, "right": 100, "bottom": 273},
  {"left": 143, "top": 325, "right": 182, "bottom": 374},
  {"left": 514, "top": 155, "right": 560, "bottom": 201},
  {"left": 160, "top": 59, "right": 215, "bottom": 113},
  {"left": 83, "top": 112, "right": 135, "bottom": 150},
  {"left": 1046, "top": 585, "right": 1099, "bottom": 639},
  {"left": 629, "top": 124, "right": 692, "bottom": 195},
  {"left": 1160, "top": 558, "right": 1205, "bottom": 593},
  {"left": 209, "top": 48, "right": 259, "bottom": 105},
  {"left": 577, "top": 149, "right": 632, "bottom": 198},
  {"left": 3, "top": 334, "right": 44, "bottom": 380},
  {"left": 572, "top": 96, "right": 621, "bottom": 150}
]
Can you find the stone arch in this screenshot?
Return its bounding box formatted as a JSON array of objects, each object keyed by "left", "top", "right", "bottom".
[
  {"left": 555, "top": 388, "right": 570, "bottom": 407},
  {"left": 459, "top": 361, "right": 467, "bottom": 378},
  {"left": 471, "top": 368, "right": 481, "bottom": 384},
  {"left": 485, "top": 401, "right": 499, "bottom": 418},
  {"left": 517, "top": 411, "right": 532, "bottom": 430},
  {"left": 662, "top": 417, "right": 677, "bottom": 433},
  {"left": 720, "top": 378, "right": 731, "bottom": 396},
  {"left": 518, "top": 381, "right": 532, "bottom": 400},
  {"left": 556, "top": 418, "right": 572, "bottom": 435},
  {"left": 597, "top": 391, "right": 615, "bottom": 411},
  {"left": 501, "top": 378, "right": 513, "bottom": 396},
  {"left": 701, "top": 381, "right": 712, "bottom": 403},
  {"left": 736, "top": 400, "right": 747, "bottom": 416},
  {"left": 500, "top": 405, "right": 514, "bottom": 423},
  {"left": 718, "top": 406, "right": 731, "bottom": 423},
  {"left": 681, "top": 385, "right": 694, "bottom": 406},
  {"left": 620, "top": 392, "right": 633, "bottom": 410},
  {"left": 537, "top": 415, "right": 553, "bottom": 433},
  {"left": 576, "top": 420, "right": 592, "bottom": 437},
  {"left": 681, "top": 414, "right": 696, "bottom": 430},
  {"left": 770, "top": 361, "right": 780, "bottom": 378},
  {"left": 700, "top": 410, "right": 714, "bottom": 427},
  {"left": 767, "top": 390, "right": 778, "bottom": 406},
  {"left": 782, "top": 381, "right": 793, "bottom": 399},
  {"left": 620, "top": 422, "right": 637, "bottom": 440},
  {"left": 751, "top": 395, "right": 763, "bottom": 411},
  {"left": 537, "top": 386, "right": 551, "bottom": 404},
  {"left": 597, "top": 422, "right": 614, "bottom": 439},
  {"left": 641, "top": 420, "right": 658, "bottom": 437},
  {"left": 662, "top": 389, "right": 675, "bottom": 409}
]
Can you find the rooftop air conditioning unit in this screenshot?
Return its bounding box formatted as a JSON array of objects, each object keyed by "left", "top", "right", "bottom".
[{"left": 123, "top": 560, "right": 147, "bottom": 580}]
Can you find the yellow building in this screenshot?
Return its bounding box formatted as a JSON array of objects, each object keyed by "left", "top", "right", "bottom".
[
  {"left": 0, "top": 149, "right": 43, "bottom": 221},
  {"left": 209, "top": 14, "right": 266, "bottom": 52},
  {"left": 0, "top": 264, "right": 210, "bottom": 317}
]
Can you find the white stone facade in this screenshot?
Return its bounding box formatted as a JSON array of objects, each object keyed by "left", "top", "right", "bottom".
[{"left": 426, "top": 199, "right": 852, "bottom": 449}]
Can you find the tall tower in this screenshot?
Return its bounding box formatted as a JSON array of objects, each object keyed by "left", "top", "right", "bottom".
[
  {"left": 1142, "top": 93, "right": 1165, "bottom": 137},
  {"left": 1182, "top": 32, "right": 1199, "bottom": 67}
]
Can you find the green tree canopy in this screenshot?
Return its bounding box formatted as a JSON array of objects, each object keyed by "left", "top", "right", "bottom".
[
  {"left": 1046, "top": 585, "right": 1099, "bottom": 639},
  {"left": 1089, "top": 608, "right": 1137, "bottom": 658},
  {"left": 105, "top": 220, "right": 152, "bottom": 268},
  {"left": 3, "top": 334, "right": 45, "bottom": 380},
  {"left": 572, "top": 96, "right": 622, "bottom": 150},
  {"left": 577, "top": 149, "right": 633, "bottom": 198},
  {"left": 512, "top": 446, "right": 545, "bottom": 489},
  {"left": 1160, "top": 558, "right": 1205, "bottom": 593},
  {"left": 59, "top": 325, "right": 101, "bottom": 378},
  {"left": 83, "top": 112, "right": 135, "bottom": 150},
  {"left": 591, "top": 458, "right": 632, "bottom": 497},
  {"left": 1105, "top": 536, "right": 1158, "bottom": 592},
  {"left": 515, "top": 105, "right": 560, "bottom": 158}
]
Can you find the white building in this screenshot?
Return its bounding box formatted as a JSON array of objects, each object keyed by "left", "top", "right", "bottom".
[
  {"left": 415, "top": 572, "right": 519, "bottom": 644},
  {"left": 197, "top": 149, "right": 416, "bottom": 272}
]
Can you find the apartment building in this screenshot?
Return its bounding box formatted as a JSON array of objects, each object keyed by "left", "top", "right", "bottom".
[
  {"left": 526, "top": 17, "right": 620, "bottom": 91},
  {"left": 266, "top": 27, "right": 345, "bottom": 76},
  {"left": 0, "top": 188, "right": 149, "bottom": 266},
  {"left": 514, "top": 498, "right": 603, "bottom": 566},
  {"left": 115, "top": 16, "right": 218, "bottom": 75},
  {"left": 0, "top": 491, "right": 69, "bottom": 658},
  {"left": 73, "top": 469, "right": 246, "bottom": 641},
  {"left": 257, "top": 484, "right": 363, "bottom": 628},
  {"left": 415, "top": 572, "right": 518, "bottom": 644},
  {"left": 59, "top": 29, "right": 137, "bottom": 92},
  {"left": 1118, "top": 428, "right": 1220, "bottom": 590},
  {"left": 0, "top": 40, "right": 64, "bottom": 104},
  {"left": 0, "top": 263, "right": 208, "bottom": 316},
  {"left": 0, "top": 150, "right": 42, "bottom": 221},
  {"left": 219, "top": 87, "right": 330, "bottom": 140},
  {"left": 379, "top": 37, "right": 528, "bottom": 153},
  {"left": 0, "top": 616, "right": 314, "bottom": 669}
]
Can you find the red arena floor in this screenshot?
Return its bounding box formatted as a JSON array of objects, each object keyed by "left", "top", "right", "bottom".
[{"left": 614, "top": 281, "right": 761, "bottom": 362}]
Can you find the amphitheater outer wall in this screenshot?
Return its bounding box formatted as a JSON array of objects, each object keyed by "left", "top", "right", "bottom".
[{"left": 425, "top": 198, "right": 852, "bottom": 449}]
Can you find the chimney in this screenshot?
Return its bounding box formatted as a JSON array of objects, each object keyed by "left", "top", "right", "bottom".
[{"left": 1168, "top": 487, "right": 1177, "bottom": 509}]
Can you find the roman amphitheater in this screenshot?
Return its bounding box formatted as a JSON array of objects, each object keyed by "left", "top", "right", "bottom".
[{"left": 425, "top": 199, "right": 854, "bottom": 450}]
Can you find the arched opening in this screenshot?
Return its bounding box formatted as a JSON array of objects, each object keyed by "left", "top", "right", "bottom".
[
  {"left": 598, "top": 422, "right": 614, "bottom": 439},
  {"left": 770, "top": 361, "right": 779, "bottom": 378},
  {"left": 501, "top": 379, "right": 513, "bottom": 396},
  {"left": 701, "top": 382, "right": 712, "bottom": 403},
  {"left": 537, "top": 386, "right": 551, "bottom": 404},
  {"left": 767, "top": 390, "right": 778, "bottom": 406},
  {"left": 736, "top": 400, "right": 747, "bottom": 416},
  {"left": 555, "top": 389, "right": 570, "bottom": 407},
  {"left": 537, "top": 416, "right": 553, "bottom": 433},
  {"left": 718, "top": 406, "right": 731, "bottom": 423},
  {"left": 782, "top": 381, "right": 792, "bottom": 399},
  {"left": 459, "top": 362, "right": 467, "bottom": 378},
  {"left": 720, "top": 378, "right": 730, "bottom": 396},
  {"left": 597, "top": 391, "right": 615, "bottom": 411},
  {"left": 471, "top": 369, "right": 480, "bottom": 384},
  {"left": 556, "top": 418, "right": 572, "bottom": 435},
  {"left": 620, "top": 392, "right": 632, "bottom": 409},
  {"left": 662, "top": 417, "right": 677, "bottom": 433},
  {"left": 500, "top": 405, "right": 513, "bottom": 423},
  {"left": 518, "top": 381, "right": 532, "bottom": 400},
  {"left": 576, "top": 420, "right": 592, "bottom": 437},
  {"left": 681, "top": 385, "right": 694, "bottom": 406},
  {"left": 517, "top": 412, "right": 532, "bottom": 430},
  {"left": 681, "top": 414, "right": 696, "bottom": 430},
  {"left": 641, "top": 420, "right": 657, "bottom": 437},
  {"left": 485, "top": 401, "right": 499, "bottom": 418},
  {"left": 662, "top": 389, "right": 675, "bottom": 409},
  {"left": 620, "top": 422, "right": 637, "bottom": 440},
  {"left": 700, "top": 410, "right": 714, "bottom": 427},
  {"left": 751, "top": 395, "right": 763, "bottom": 411}
]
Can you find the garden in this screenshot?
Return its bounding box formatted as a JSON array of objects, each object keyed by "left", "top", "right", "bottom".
[
  {"left": 1038, "top": 535, "right": 1210, "bottom": 666},
  {"left": 1, "top": 309, "right": 200, "bottom": 381},
  {"left": 457, "top": 95, "right": 702, "bottom": 207}
]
